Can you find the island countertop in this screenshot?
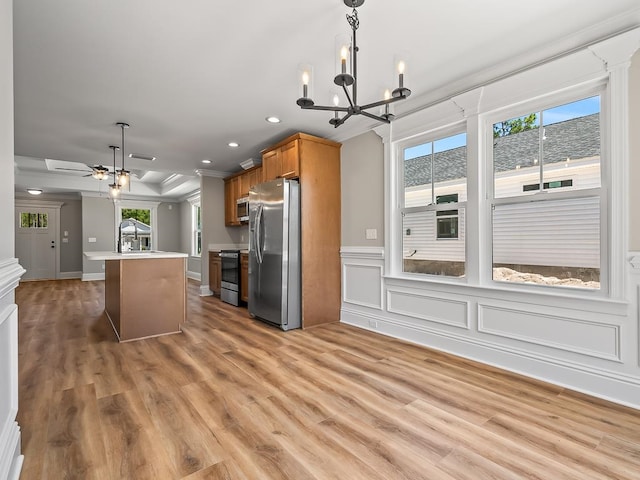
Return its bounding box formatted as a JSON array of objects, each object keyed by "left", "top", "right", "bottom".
[{"left": 84, "top": 251, "right": 188, "bottom": 261}]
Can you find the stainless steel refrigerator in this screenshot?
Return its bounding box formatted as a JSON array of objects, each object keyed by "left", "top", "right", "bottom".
[{"left": 248, "top": 179, "right": 301, "bottom": 330}]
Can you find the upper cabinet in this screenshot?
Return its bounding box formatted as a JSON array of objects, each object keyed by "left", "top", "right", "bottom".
[
  {"left": 262, "top": 139, "right": 299, "bottom": 182},
  {"left": 224, "top": 166, "right": 262, "bottom": 226}
]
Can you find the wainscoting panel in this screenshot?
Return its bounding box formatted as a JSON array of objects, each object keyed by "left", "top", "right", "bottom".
[
  {"left": 342, "top": 263, "right": 383, "bottom": 309},
  {"left": 387, "top": 288, "right": 470, "bottom": 329},
  {"left": 478, "top": 303, "right": 621, "bottom": 361}
]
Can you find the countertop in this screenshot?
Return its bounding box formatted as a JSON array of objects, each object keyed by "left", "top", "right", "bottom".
[{"left": 84, "top": 251, "right": 188, "bottom": 261}]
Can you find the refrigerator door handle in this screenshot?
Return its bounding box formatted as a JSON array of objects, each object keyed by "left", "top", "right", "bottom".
[{"left": 256, "top": 203, "right": 264, "bottom": 264}]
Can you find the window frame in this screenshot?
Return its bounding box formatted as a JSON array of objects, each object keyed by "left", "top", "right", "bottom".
[
  {"left": 396, "top": 123, "right": 468, "bottom": 280},
  {"left": 114, "top": 200, "right": 159, "bottom": 252},
  {"left": 191, "top": 198, "right": 202, "bottom": 257},
  {"left": 482, "top": 83, "right": 608, "bottom": 295}
]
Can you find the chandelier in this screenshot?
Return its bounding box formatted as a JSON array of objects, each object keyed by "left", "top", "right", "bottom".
[
  {"left": 116, "top": 122, "right": 130, "bottom": 188},
  {"left": 108, "top": 145, "right": 121, "bottom": 198},
  {"left": 296, "top": 0, "right": 411, "bottom": 127}
]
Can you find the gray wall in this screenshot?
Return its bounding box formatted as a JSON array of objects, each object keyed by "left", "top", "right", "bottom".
[
  {"left": 81, "top": 195, "right": 115, "bottom": 275},
  {"left": 201, "top": 175, "right": 242, "bottom": 284},
  {"left": 341, "top": 130, "right": 385, "bottom": 247},
  {"left": 630, "top": 50, "right": 640, "bottom": 250},
  {"left": 60, "top": 198, "right": 82, "bottom": 273},
  {"left": 157, "top": 201, "right": 181, "bottom": 252}
]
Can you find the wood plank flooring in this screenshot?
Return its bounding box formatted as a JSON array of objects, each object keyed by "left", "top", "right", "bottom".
[{"left": 16, "top": 279, "right": 640, "bottom": 479}]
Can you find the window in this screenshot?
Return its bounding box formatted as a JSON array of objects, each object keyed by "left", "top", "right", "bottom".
[
  {"left": 401, "top": 131, "right": 467, "bottom": 277},
  {"left": 192, "top": 201, "right": 201, "bottom": 256},
  {"left": 116, "top": 201, "right": 159, "bottom": 251},
  {"left": 20, "top": 212, "right": 48, "bottom": 229},
  {"left": 490, "top": 95, "right": 602, "bottom": 290}
]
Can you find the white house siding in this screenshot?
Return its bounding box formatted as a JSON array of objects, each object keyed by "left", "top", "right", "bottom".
[
  {"left": 403, "top": 208, "right": 466, "bottom": 262},
  {"left": 404, "top": 160, "right": 600, "bottom": 268},
  {"left": 493, "top": 196, "right": 600, "bottom": 268}
]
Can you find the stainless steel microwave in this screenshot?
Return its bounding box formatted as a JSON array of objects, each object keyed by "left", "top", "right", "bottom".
[{"left": 236, "top": 196, "right": 249, "bottom": 222}]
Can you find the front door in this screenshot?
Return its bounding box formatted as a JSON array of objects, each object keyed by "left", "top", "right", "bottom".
[{"left": 15, "top": 206, "right": 57, "bottom": 280}]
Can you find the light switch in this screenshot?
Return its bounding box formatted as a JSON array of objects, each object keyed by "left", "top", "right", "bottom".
[
  {"left": 64, "top": 230, "right": 69, "bottom": 237},
  {"left": 365, "top": 228, "right": 377, "bottom": 240},
  {"left": 88, "top": 237, "right": 97, "bottom": 243},
  {"left": 62, "top": 238, "right": 69, "bottom": 243}
]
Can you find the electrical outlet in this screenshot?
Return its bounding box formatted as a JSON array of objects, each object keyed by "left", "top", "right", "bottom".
[
  {"left": 88, "top": 237, "right": 97, "bottom": 243},
  {"left": 368, "top": 319, "right": 378, "bottom": 329}
]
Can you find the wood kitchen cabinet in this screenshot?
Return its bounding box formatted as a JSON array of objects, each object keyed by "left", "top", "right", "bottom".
[
  {"left": 209, "top": 251, "right": 221, "bottom": 296},
  {"left": 224, "top": 166, "right": 263, "bottom": 226},
  {"left": 224, "top": 177, "right": 240, "bottom": 226},
  {"left": 262, "top": 139, "right": 299, "bottom": 182},
  {"left": 240, "top": 253, "right": 248, "bottom": 303},
  {"left": 260, "top": 133, "right": 341, "bottom": 328}
]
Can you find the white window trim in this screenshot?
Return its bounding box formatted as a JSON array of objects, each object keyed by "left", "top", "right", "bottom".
[
  {"left": 114, "top": 200, "right": 160, "bottom": 251},
  {"left": 377, "top": 27, "right": 639, "bottom": 302},
  {"left": 188, "top": 195, "right": 202, "bottom": 257}
]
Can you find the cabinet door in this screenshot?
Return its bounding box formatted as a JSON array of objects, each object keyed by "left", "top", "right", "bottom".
[
  {"left": 240, "top": 254, "right": 249, "bottom": 303},
  {"left": 279, "top": 140, "right": 299, "bottom": 179},
  {"left": 224, "top": 177, "right": 240, "bottom": 226},
  {"left": 238, "top": 172, "right": 251, "bottom": 198},
  {"left": 262, "top": 149, "right": 281, "bottom": 182},
  {"left": 209, "top": 252, "right": 222, "bottom": 296},
  {"left": 248, "top": 167, "right": 262, "bottom": 192}
]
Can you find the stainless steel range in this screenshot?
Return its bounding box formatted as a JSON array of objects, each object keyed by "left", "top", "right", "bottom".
[{"left": 220, "top": 249, "right": 241, "bottom": 306}]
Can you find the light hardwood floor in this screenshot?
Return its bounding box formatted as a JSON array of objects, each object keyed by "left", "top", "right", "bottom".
[{"left": 16, "top": 279, "right": 640, "bottom": 479}]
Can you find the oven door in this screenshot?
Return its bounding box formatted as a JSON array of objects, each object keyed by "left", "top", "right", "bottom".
[{"left": 220, "top": 251, "right": 239, "bottom": 291}]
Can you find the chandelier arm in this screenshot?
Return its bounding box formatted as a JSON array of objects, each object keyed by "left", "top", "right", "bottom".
[
  {"left": 341, "top": 84, "right": 354, "bottom": 107},
  {"left": 360, "top": 110, "right": 391, "bottom": 124},
  {"left": 335, "top": 112, "right": 353, "bottom": 127},
  {"left": 301, "top": 104, "right": 349, "bottom": 112},
  {"left": 360, "top": 95, "right": 406, "bottom": 111}
]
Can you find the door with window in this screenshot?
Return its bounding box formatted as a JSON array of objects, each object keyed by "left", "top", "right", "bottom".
[{"left": 15, "top": 206, "right": 57, "bottom": 280}]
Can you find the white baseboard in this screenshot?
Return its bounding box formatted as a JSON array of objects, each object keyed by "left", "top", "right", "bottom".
[
  {"left": 187, "top": 271, "right": 201, "bottom": 282},
  {"left": 341, "top": 307, "right": 640, "bottom": 410},
  {"left": 58, "top": 271, "right": 82, "bottom": 279},
  {"left": 0, "top": 421, "right": 22, "bottom": 480},
  {"left": 82, "top": 272, "right": 105, "bottom": 281},
  {"left": 199, "top": 284, "right": 213, "bottom": 296}
]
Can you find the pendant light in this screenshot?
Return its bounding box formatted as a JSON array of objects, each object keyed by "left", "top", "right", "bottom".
[
  {"left": 116, "top": 122, "right": 130, "bottom": 188},
  {"left": 109, "top": 145, "right": 120, "bottom": 198}
]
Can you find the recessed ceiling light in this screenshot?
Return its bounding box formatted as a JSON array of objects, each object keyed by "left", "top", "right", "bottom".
[
  {"left": 27, "top": 188, "right": 43, "bottom": 195},
  {"left": 228, "top": 142, "right": 239, "bottom": 148},
  {"left": 201, "top": 159, "right": 212, "bottom": 164},
  {"left": 266, "top": 116, "right": 281, "bottom": 124}
]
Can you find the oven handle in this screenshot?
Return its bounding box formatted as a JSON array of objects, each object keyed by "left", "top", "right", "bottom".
[{"left": 256, "top": 203, "right": 264, "bottom": 264}]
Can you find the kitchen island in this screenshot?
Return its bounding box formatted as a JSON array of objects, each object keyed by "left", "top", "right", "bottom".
[{"left": 84, "top": 251, "right": 188, "bottom": 342}]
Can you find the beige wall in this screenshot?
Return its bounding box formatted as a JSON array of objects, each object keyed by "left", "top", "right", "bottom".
[
  {"left": 157, "top": 201, "right": 181, "bottom": 252},
  {"left": 629, "top": 50, "right": 640, "bottom": 250},
  {"left": 81, "top": 196, "right": 115, "bottom": 275},
  {"left": 340, "top": 130, "right": 385, "bottom": 247}
]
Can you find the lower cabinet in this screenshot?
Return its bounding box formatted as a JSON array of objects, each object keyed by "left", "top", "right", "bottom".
[
  {"left": 241, "top": 253, "right": 249, "bottom": 303},
  {"left": 209, "top": 251, "right": 221, "bottom": 296}
]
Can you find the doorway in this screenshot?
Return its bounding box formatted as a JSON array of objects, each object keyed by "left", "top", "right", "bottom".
[{"left": 15, "top": 202, "right": 61, "bottom": 280}]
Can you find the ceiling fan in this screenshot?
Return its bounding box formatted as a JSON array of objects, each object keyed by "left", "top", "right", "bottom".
[{"left": 53, "top": 164, "right": 112, "bottom": 179}]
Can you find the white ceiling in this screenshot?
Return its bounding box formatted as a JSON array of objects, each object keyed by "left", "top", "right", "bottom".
[{"left": 13, "top": 0, "right": 640, "bottom": 200}]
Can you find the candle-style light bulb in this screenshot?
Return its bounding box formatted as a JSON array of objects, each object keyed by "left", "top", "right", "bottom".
[
  {"left": 398, "top": 60, "right": 406, "bottom": 88},
  {"left": 384, "top": 89, "right": 391, "bottom": 115},
  {"left": 340, "top": 46, "right": 348, "bottom": 74},
  {"left": 302, "top": 71, "right": 310, "bottom": 98}
]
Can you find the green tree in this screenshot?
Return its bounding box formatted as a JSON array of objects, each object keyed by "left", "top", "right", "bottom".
[
  {"left": 493, "top": 113, "right": 537, "bottom": 138},
  {"left": 121, "top": 208, "right": 151, "bottom": 225}
]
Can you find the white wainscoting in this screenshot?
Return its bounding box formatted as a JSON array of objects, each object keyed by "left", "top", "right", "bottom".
[
  {"left": 341, "top": 246, "right": 640, "bottom": 409},
  {"left": 0, "top": 259, "right": 25, "bottom": 480}
]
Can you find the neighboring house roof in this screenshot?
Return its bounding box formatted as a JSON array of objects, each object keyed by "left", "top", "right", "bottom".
[
  {"left": 404, "top": 113, "right": 600, "bottom": 187},
  {"left": 120, "top": 218, "right": 151, "bottom": 235}
]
